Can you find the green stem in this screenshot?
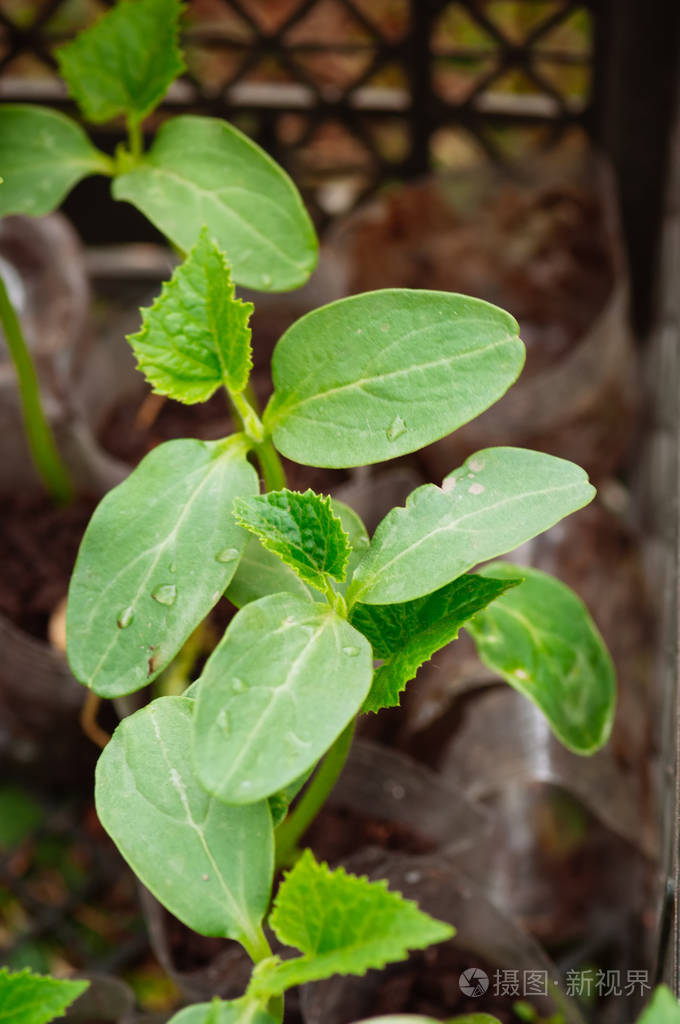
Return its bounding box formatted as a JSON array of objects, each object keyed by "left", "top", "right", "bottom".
[
  {"left": 275, "top": 719, "right": 356, "bottom": 869},
  {"left": 127, "top": 116, "right": 143, "bottom": 162},
  {"left": 254, "top": 437, "right": 286, "bottom": 491},
  {"left": 241, "top": 924, "right": 272, "bottom": 965},
  {"left": 0, "top": 271, "right": 73, "bottom": 504},
  {"left": 241, "top": 928, "right": 284, "bottom": 1024},
  {"left": 237, "top": 383, "right": 287, "bottom": 492}
]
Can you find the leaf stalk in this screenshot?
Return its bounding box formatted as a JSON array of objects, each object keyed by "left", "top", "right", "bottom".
[
  {"left": 275, "top": 718, "right": 356, "bottom": 870},
  {"left": 0, "top": 270, "right": 74, "bottom": 503}
]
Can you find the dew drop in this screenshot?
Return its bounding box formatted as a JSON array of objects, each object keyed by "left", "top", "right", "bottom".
[
  {"left": 468, "top": 482, "right": 485, "bottom": 495},
  {"left": 354, "top": 536, "right": 370, "bottom": 550},
  {"left": 343, "top": 645, "right": 360, "bottom": 657},
  {"left": 216, "top": 547, "right": 240, "bottom": 564},
  {"left": 386, "top": 415, "right": 407, "bottom": 442},
  {"left": 169, "top": 562, "right": 176, "bottom": 574},
  {"left": 217, "top": 708, "right": 230, "bottom": 734},
  {"left": 232, "top": 677, "right": 248, "bottom": 693},
  {"left": 514, "top": 668, "right": 529, "bottom": 680},
  {"left": 117, "top": 606, "right": 135, "bottom": 629},
  {"left": 261, "top": 273, "right": 272, "bottom": 287},
  {"left": 151, "top": 583, "right": 177, "bottom": 606}
]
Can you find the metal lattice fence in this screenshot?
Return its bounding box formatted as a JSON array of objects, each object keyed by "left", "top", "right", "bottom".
[{"left": 0, "top": 0, "right": 595, "bottom": 223}]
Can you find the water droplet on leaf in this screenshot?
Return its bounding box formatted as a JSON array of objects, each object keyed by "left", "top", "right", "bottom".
[
  {"left": 261, "top": 273, "right": 272, "bottom": 287},
  {"left": 343, "top": 645, "right": 360, "bottom": 657},
  {"left": 386, "top": 415, "right": 406, "bottom": 442},
  {"left": 151, "top": 584, "right": 177, "bottom": 606},
  {"left": 217, "top": 709, "right": 230, "bottom": 734},
  {"left": 117, "top": 606, "right": 135, "bottom": 629},
  {"left": 232, "top": 678, "right": 248, "bottom": 693},
  {"left": 169, "top": 562, "right": 176, "bottom": 573},
  {"left": 216, "top": 547, "right": 239, "bottom": 564}
]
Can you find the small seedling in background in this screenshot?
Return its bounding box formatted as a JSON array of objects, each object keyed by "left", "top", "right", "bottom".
[{"left": 0, "top": 0, "right": 318, "bottom": 503}]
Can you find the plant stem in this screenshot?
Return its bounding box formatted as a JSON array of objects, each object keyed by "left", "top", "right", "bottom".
[
  {"left": 242, "top": 927, "right": 284, "bottom": 1023},
  {"left": 236, "top": 382, "right": 287, "bottom": 491},
  {"left": 275, "top": 719, "right": 356, "bottom": 869},
  {"left": 0, "top": 271, "right": 73, "bottom": 503},
  {"left": 127, "top": 116, "right": 143, "bottom": 162},
  {"left": 254, "top": 437, "right": 286, "bottom": 491}
]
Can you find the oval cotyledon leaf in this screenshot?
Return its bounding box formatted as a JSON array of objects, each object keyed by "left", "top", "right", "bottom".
[
  {"left": 193, "top": 593, "right": 372, "bottom": 804},
  {"left": 347, "top": 447, "right": 595, "bottom": 606},
  {"left": 263, "top": 290, "right": 524, "bottom": 468},
  {"left": 66, "top": 436, "right": 258, "bottom": 697},
  {"left": 96, "top": 697, "right": 273, "bottom": 949}
]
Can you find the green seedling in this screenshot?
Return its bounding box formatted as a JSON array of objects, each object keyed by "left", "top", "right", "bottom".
[
  {"left": 2, "top": 1, "right": 617, "bottom": 1019},
  {"left": 0, "top": 0, "right": 318, "bottom": 501},
  {"left": 65, "top": 230, "right": 615, "bottom": 1022}
]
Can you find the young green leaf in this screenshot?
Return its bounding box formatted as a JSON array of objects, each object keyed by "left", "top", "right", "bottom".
[
  {"left": 128, "top": 230, "right": 253, "bottom": 403},
  {"left": 466, "top": 563, "right": 616, "bottom": 754},
  {"left": 0, "top": 106, "right": 112, "bottom": 216},
  {"left": 226, "top": 498, "right": 369, "bottom": 608},
  {"left": 168, "top": 1000, "right": 278, "bottom": 1024},
  {"left": 247, "top": 850, "right": 454, "bottom": 998},
  {"left": 637, "top": 987, "right": 680, "bottom": 1024},
  {"left": 193, "top": 593, "right": 372, "bottom": 803},
  {"left": 351, "top": 573, "right": 518, "bottom": 713},
  {"left": 55, "top": 0, "right": 185, "bottom": 125},
  {"left": 66, "top": 436, "right": 257, "bottom": 698},
  {"left": 234, "top": 489, "right": 351, "bottom": 595},
  {"left": 263, "top": 290, "right": 524, "bottom": 468},
  {"left": 347, "top": 447, "right": 595, "bottom": 606},
  {"left": 96, "top": 697, "right": 273, "bottom": 951},
  {"left": 113, "top": 116, "right": 318, "bottom": 291},
  {"left": 0, "top": 968, "right": 89, "bottom": 1024}
]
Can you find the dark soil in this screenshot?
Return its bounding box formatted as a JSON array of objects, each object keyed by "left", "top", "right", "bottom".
[
  {"left": 333, "top": 176, "right": 616, "bottom": 377},
  {"left": 352, "top": 945, "right": 521, "bottom": 1024},
  {"left": 0, "top": 493, "right": 97, "bottom": 638}
]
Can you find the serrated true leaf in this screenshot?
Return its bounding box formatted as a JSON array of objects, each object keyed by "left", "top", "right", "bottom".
[
  {"left": 637, "top": 987, "right": 680, "bottom": 1024},
  {"left": 66, "top": 436, "right": 257, "bottom": 697},
  {"left": 466, "top": 563, "right": 616, "bottom": 754},
  {"left": 128, "top": 230, "right": 253, "bottom": 402},
  {"left": 55, "top": 0, "right": 184, "bottom": 125},
  {"left": 0, "top": 968, "right": 88, "bottom": 1024},
  {"left": 233, "top": 489, "right": 351, "bottom": 595},
  {"left": 113, "top": 116, "right": 318, "bottom": 291},
  {"left": 0, "top": 106, "right": 111, "bottom": 216},
  {"left": 168, "top": 1000, "right": 278, "bottom": 1024},
  {"left": 226, "top": 498, "right": 369, "bottom": 608},
  {"left": 193, "top": 594, "right": 372, "bottom": 803},
  {"left": 263, "top": 290, "right": 524, "bottom": 468},
  {"left": 248, "top": 851, "right": 453, "bottom": 999},
  {"left": 351, "top": 573, "right": 518, "bottom": 713},
  {"left": 347, "top": 447, "right": 595, "bottom": 606},
  {"left": 96, "top": 697, "right": 273, "bottom": 949}
]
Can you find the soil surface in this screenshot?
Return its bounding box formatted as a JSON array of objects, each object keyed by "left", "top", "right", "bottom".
[{"left": 0, "top": 493, "right": 97, "bottom": 637}]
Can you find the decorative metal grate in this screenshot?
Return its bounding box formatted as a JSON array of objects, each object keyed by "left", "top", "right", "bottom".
[{"left": 0, "top": 0, "right": 594, "bottom": 224}]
